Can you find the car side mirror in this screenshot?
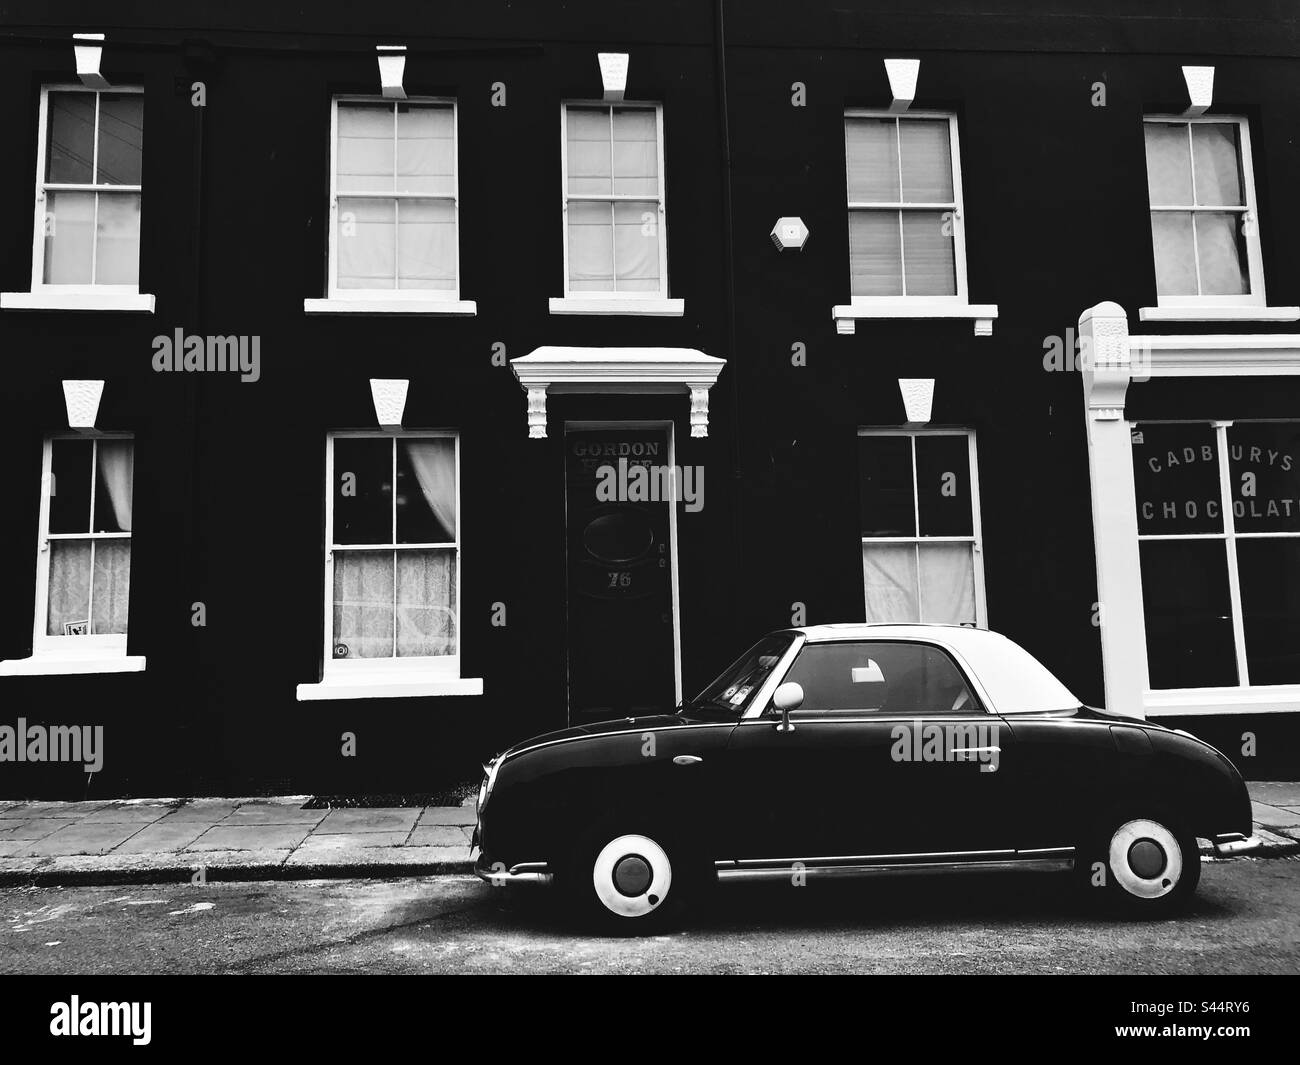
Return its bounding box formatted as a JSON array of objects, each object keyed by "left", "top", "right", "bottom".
[{"left": 772, "top": 681, "right": 804, "bottom": 733}]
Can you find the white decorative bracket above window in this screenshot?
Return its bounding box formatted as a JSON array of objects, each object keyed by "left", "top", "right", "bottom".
[
  {"left": 1181, "top": 65, "right": 1214, "bottom": 118},
  {"left": 63, "top": 379, "right": 105, "bottom": 432},
  {"left": 74, "top": 32, "right": 109, "bottom": 90},
  {"left": 898, "top": 378, "right": 934, "bottom": 424},
  {"left": 884, "top": 58, "right": 920, "bottom": 112},
  {"left": 369, "top": 378, "right": 409, "bottom": 430},
  {"left": 834, "top": 302, "right": 998, "bottom": 336},
  {"left": 510, "top": 346, "right": 725, "bottom": 439},
  {"left": 599, "top": 52, "right": 629, "bottom": 102},
  {"left": 377, "top": 44, "right": 407, "bottom": 100}
]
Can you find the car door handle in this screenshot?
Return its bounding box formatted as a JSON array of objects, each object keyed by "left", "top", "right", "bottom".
[{"left": 673, "top": 755, "right": 703, "bottom": 766}]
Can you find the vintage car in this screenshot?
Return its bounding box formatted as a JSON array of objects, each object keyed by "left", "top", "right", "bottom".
[{"left": 473, "top": 624, "right": 1258, "bottom": 929}]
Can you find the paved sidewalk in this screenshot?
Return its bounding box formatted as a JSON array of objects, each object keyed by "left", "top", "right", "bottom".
[{"left": 0, "top": 782, "right": 1296, "bottom": 886}]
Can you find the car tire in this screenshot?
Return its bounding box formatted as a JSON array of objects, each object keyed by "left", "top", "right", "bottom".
[
  {"left": 562, "top": 826, "right": 690, "bottom": 933},
  {"left": 1080, "top": 815, "right": 1201, "bottom": 916}
]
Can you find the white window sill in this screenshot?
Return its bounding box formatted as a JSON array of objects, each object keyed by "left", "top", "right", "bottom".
[
  {"left": 303, "top": 297, "right": 477, "bottom": 316},
  {"left": 1144, "top": 685, "right": 1300, "bottom": 717},
  {"left": 549, "top": 297, "right": 684, "bottom": 317},
  {"left": 0, "top": 653, "right": 147, "bottom": 677},
  {"left": 833, "top": 302, "right": 998, "bottom": 336},
  {"left": 1, "top": 291, "right": 156, "bottom": 313},
  {"left": 1138, "top": 305, "right": 1300, "bottom": 322},
  {"left": 296, "top": 673, "right": 484, "bottom": 701}
]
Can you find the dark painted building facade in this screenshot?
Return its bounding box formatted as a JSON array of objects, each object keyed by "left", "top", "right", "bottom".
[{"left": 2, "top": 0, "right": 1300, "bottom": 798}]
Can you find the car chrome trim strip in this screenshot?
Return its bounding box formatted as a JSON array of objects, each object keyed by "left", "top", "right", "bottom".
[
  {"left": 474, "top": 860, "right": 553, "bottom": 886},
  {"left": 741, "top": 633, "right": 808, "bottom": 720},
  {"left": 714, "top": 855, "right": 1075, "bottom": 881}
]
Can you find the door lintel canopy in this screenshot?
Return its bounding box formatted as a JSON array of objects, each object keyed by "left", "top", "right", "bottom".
[{"left": 510, "top": 346, "right": 726, "bottom": 439}]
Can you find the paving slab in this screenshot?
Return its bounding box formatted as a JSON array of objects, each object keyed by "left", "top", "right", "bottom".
[
  {"left": 1250, "top": 782, "right": 1300, "bottom": 807},
  {"left": 419, "top": 805, "right": 477, "bottom": 826},
  {"left": 184, "top": 824, "right": 313, "bottom": 852},
  {"left": 0, "top": 804, "right": 29, "bottom": 819},
  {"left": 313, "top": 809, "right": 420, "bottom": 835},
  {"left": 77, "top": 805, "right": 174, "bottom": 825},
  {"left": 0, "top": 838, "right": 30, "bottom": 857},
  {"left": 286, "top": 844, "right": 473, "bottom": 869},
  {"left": 287, "top": 832, "right": 416, "bottom": 860},
  {"left": 20, "top": 822, "right": 144, "bottom": 857},
  {"left": 112, "top": 821, "right": 212, "bottom": 855},
  {"left": 155, "top": 799, "right": 242, "bottom": 823},
  {"left": 408, "top": 825, "right": 473, "bottom": 848},
  {"left": 1251, "top": 802, "right": 1300, "bottom": 828},
  {"left": 10, "top": 802, "right": 108, "bottom": 819},
  {"left": 0, "top": 819, "right": 71, "bottom": 841},
  {"left": 219, "top": 803, "right": 326, "bottom": 826}
]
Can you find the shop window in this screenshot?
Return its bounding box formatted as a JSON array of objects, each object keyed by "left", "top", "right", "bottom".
[
  {"left": 1132, "top": 420, "right": 1300, "bottom": 688},
  {"left": 857, "top": 430, "right": 986, "bottom": 626}
]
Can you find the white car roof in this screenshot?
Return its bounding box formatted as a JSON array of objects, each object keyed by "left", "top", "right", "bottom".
[{"left": 792, "top": 624, "right": 1082, "bottom": 714}]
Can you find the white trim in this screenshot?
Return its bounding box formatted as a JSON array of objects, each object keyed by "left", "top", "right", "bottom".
[
  {"left": 1, "top": 291, "right": 155, "bottom": 312},
  {"left": 1137, "top": 333, "right": 1300, "bottom": 377},
  {"left": 0, "top": 653, "right": 145, "bottom": 677},
  {"left": 297, "top": 673, "right": 483, "bottom": 701},
  {"left": 1138, "top": 305, "right": 1299, "bottom": 322},
  {"left": 884, "top": 58, "right": 920, "bottom": 112},
  {"left": 549, "top": 296, "right": 682, "bottom": 316},
  {"left": 1143, "top": 115, "right": 1268, "bottom": 309},
  {"left": 559, "top": 100, "right": 673, "bottom": 306},
  {"left": 304, "top": 297, "right": 476, "bottom": 316},
  {"left": 321, "top": 96, "right": 468, "bottom": 305},
  {"left": 834, "top": 300, "right": 998, "bottom": 336},
  {"left": 1145, "top": 685, "right": 1300, "bottom": 717}
]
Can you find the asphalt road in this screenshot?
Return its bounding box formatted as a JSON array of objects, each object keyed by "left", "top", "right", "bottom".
[{"left": 1, "top": 857, "right": 1296, "bottom": 974}]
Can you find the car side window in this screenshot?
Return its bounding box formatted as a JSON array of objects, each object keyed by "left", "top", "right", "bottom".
[{"left": 776, "top": 641, "right": 981, "bottom": 716}]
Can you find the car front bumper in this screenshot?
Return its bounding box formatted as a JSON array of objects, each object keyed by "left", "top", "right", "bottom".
[{"left": 1212, "top": 832, "right": 1262, "bottom": 856}]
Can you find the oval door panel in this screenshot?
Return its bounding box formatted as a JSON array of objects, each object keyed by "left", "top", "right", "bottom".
[{"left": 583, "top": 509, "right": 656, "bottom": 564}]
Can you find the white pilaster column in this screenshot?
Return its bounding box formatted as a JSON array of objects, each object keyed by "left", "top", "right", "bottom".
[{"left": 1079, "top": 301, "right": 1147, "bottom": 718}]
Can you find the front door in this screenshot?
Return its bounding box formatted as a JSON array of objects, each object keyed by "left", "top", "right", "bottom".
[{"left": 565, "top": 427, "right": 677, "bottom": 723}]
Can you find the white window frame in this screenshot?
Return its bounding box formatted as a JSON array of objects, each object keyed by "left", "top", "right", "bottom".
[
  {"left": 550, "top": 100, "right": 683, "bottom": 317},
  {"left": 834, "top": 111, "right": 995, "bottom": 334},
  {"left": 1136, "top": 418, "right": 1300, "bottom": 694},
  {"left": 858, "top": 428, "right": 988, "bottom": 628},
  {"left": 303, "top": 96, "right": 476, "bottom": 316},
  {"left": 1, "top": 85, "right": 154, "bottom": 313},
  {"left": 297, "top": 430, "right": 482, "bottom": 700},
  {"left": 0, "top": 433, "right": 146, "bottom": 676}
]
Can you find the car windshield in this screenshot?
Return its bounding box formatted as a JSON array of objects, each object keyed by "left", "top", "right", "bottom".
[{"left": 684, "top": 633, "right": 795, "bottom": 718}]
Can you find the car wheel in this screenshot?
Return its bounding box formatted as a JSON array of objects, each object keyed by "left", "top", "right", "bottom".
[
  {"left": 1085, "top": 816, "right": 1201, "bottom": 915},
  {"left": 566, "top": 829, "right": 685, "bottom": 932}
]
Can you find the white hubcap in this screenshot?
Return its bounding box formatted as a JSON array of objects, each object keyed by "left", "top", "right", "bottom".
[
  {"left": 1109, "top": 819, "right": 1183, "bottom": 899},
  {"left": 592, "top": 834, "right": 672, "bottom": 918}
]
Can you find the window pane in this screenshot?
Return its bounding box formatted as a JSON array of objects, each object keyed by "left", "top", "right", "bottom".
[
  {"left": 613, "top": 200, "right": 661, "bottom": 292},
  {"left": 567, "top": 200, "right": 614, "bottom": 291},
  {"left": 1191, "top": 123, "right": 1243, "bottom": 207},
  {"left": 845, "top": 117, "right": 899, "bottom": 202},
  {"left": 566, "top": 107, "right": 612, "bottom": 196},
  {"left": 1150, "top": 211, "right": 1196, "bottom": 296},
  {"left": 91, "top": 539, "right": 130, "bottom": 634},
  {"left": 863, "top": 543, "right": 918, "bottom": 623},
  {"left": 46, "top": 91, "right": 95, "bottom": 184},
  {"left": 332, "top": 550, "right": 394, "bottom": 659},
  {"left": 1140, "top": 539, "right": 1237, "bottom": 689},
  {"left": 93, "top": 438, "right": 134, "bottom": 533},
  {"left": 1238, "top": 539, "right": 1300, "bottom": 685},
  {"left": 1194, "top": 212, "right": 1248, "bottom": 295},
  {"left": 94, "top": 192, "right": 141, "bottom": 285},
  {"left": 1228, "top": 422, "right": 1300, "bottom": 532},
  {"left": 901, "top": 210, "right": 957, "bottom": 296},
  {"left": 918, "top": 542, "right": 976, "bottom": 625},
  {"left": 899, "top": 119, "right": 953, "bottom": 202},
  {"left": 1144, "top": 122, "right": 1192, "bottom": 205},
  {"left": 396, "top": 548, "right": 457, "bottom": 656},
  {"left": 916, "top": 435, "right": 972, "bottom": 536},
  {"left": 849, "top": 209, "right": 903, "bottom": 296},
  {"left": 49, "top": 438, "right": 93, "bottom": 534},
  {"left": 337, "top": 102, "right": 394, "bottom": 194},
  {"left": 337, "top": 197, "right": 395, "bottom": 289},
  {"left": 782, "top": 642, "right": 975, "bottom": 715},
  {"left": 47, "top": 540, "right": 92, "bottom": 635},
  {"left": 96, "top": 94, "right": 143, "bottom": 185},
  {"left": 396, "top": 198, "right": 455, "bottom": 290},
  {"left": 858, "top": 434, "right": 914, "bottom": 536},
  {"left": 1132, "top": 422, "right": 1223, "bottom": 534},
  {"left": 396, "top": 104, "right": 453, "bottom": 196},
  {"left": 396, "top": 438, "right": 455, "bottom": 543},
  {"left": 332, "top": 438, "right": 393, "bottom": 544},
  {"left": 612, "top": 108, "right": 658, "bottom": 197},
  {"left": 43, "top": 191, "right": 95, "bottom": 284}
]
